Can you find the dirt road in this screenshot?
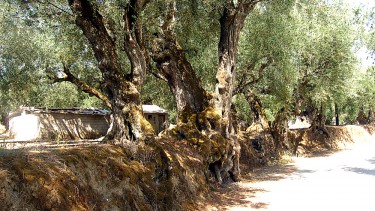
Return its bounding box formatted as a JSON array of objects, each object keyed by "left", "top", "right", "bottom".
[{"left": 203, "top": 137, "right": 375, "bottom": 211}]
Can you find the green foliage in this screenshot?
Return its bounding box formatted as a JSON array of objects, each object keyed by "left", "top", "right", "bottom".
[
  {"left": 0, "top": 0, "right": 373, "bottom": 127},
  {"left": 296, "top": 1, "right": 359, "bottom": 104},
  {"left": 366, "top": 6, "right": 375, "bottom": 56},
  {"left": 233, "top": 0, "right": 369, "bottom": 125},
  {"left": 236, "top": 0, "right": 299, "bottom": 120},
  {"left": 0, "top": 1, "right": 104, "bottom": 114},
  {"left": 342, "top": 67, "right": 375, "bottom": 123},
  {"left": 232, "top": 94, "right": 252, "bottom": 125}
]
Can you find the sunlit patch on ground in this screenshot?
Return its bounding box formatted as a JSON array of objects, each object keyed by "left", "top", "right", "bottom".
[{"left": 200, "top": 125, "right": 375, "bottom": 211}]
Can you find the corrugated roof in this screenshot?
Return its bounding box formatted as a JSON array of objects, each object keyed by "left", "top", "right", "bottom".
[
  {"left": 14, "top": 107, "right": 110, "bottom": 116},
  {"left": 9, "top": 105, "right": 168, "bottom": 117},
  {"left": 142, "top": 105, "right": 168, "bottom": 114}
]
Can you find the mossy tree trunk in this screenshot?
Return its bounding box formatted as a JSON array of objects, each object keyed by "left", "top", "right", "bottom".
[
  {"left": 68, "top": 0, "right": 150, "bottom": 143},
  {"left": 211, "top": 1, "right": 263, "bottom": 182},
  {"left": 151, "top": 1, "right": 263, "bottom": 183},
  {"left": 244, "top": 91, "right": 269, "bottom": 130},
  {"left": 151, "top": 32, "right": 210, "bottom": 117},
  {"left": 214, "top": 1, "right": 260, "bottom": 137},
  {"left": 270, "top": 108, "right": 288, "bottom": 152},
  {"left": 335, "top": 103, "right": 339, "bottom": 126}
]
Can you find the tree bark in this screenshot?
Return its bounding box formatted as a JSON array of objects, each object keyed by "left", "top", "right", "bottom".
[
  {"left": 244, "top": 90, "right": 269, "bottom": 130},
  {"left": 369, "top": 109, "right": 374, "bottom": 123},
  {"left": 53, "top": 63, "right": 112, "bottom": 109},
  {"left": 150, "top": 1, "right": 263, "bottom": 183},
  {"left": 123, "top": 0, "right": 150, "bottom": 90},
  {"left": 214, "top": 1, "right": 260, "bottom": 137},
  {"left": 209, "top": 1, "right": 263, "bottom": 183},
  {"left": 335, "top": 103, "right": 339, "bottom": 126},
  {"left": 68, "top": 0, "right": 149, "bottom": 143},
  {"left": 270, "top": 108, "right": 288, "bottom": 152},
  {"left": 357, "top": 107, "right": 368, "bottom": 124},
  {"left": 151, "top": 32, "right": 209, "bottom": 116},
  {"left": 317, "top": 103, "right": 326, "bottom": 128},
  {"left": 310, "top": 103, "right": 329, "bottom": 137}
]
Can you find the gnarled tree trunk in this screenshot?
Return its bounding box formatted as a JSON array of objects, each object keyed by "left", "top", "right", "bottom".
[
  {"left": 68, "top": 0, "right": 150, "bottom": 143},
  {"left": 211, "top": 1, "right": 262, "bottom": 182},
  {"left": 270, "top": 108, "right": 288, "bottom": 153},
  {"left": 214, "top": 1, "right": 260, "bottom": 137},
  {"left": 244, "top": 91, "right": 269, "bottom": 130},
  {"left": 309, "top": 103, "right": 329, "bottom": 137},
  {"left": 151, "top": 32, "right": 210, "bottom": 117},
  {"left": 335, "top": 103, "right": 339, "bottom": 126},
  {"left": 151, "top": 1, "right": 263, "bottom": 183}
]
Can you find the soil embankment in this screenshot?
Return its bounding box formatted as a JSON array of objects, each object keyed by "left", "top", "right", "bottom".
[
  {"left": 288, "top": 125, "right": 375, "bottom": 155},
  {"left": 0, "top": 139, "right": 208, "bottom": 210},
  {"left": 0, "top": 125, "right": 373, "bottom": 210}
]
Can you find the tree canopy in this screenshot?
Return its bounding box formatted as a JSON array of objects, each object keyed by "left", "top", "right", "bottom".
[{"left": 0, "top": 0, "right": 374, "bottom": 131}]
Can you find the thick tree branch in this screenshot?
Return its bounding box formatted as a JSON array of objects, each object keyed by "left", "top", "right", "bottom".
[
  {"left": 36, "top": 0, "right": 74, "bottom": 16},
  {"left": 53, "top": 64, "right": 112, "bottom": 109},
  {"left": 149, "top": 69, "right": 168, "bottom": 82},
  {"left": 68, "top": 0, "right": 147, "bottom": 142},
  {"left": 214, "top": 0, "right": 265, "bottom": 137},
  {"left": 151, "top": 32, "right": 209, "bottom": 114},
  {"left": 122, "top": 0, "right": 151, "bottom": 89},
  {"left": 234, "top": 58, "right": 273, "bottom": 95},
  {"left": 149, "top": 0, "right": 208, "bottom": 114},
  {"left": 162, "top": 1, "right": 176, "bottom": 32},
  {"left": 68, "top": 0, "right": 124, "bottom": 83}
]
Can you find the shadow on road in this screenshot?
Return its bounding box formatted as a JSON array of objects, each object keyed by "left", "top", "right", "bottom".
[
  {"left": 204, "top": 184, "right": 269, "bottom": 209},
  {"left": 367, "top": 158, "right": 375, "bottom": 165},
  {"left": 342, "top": 157, "right": 375, "bottom": 176},
  {"left": 246, "top": 164, "right": 298, "bottom": 182},
  {"left": 200, "top": 164, "right": 299, "bottom": 210},
  {"left": 343, "top": 167, "right": 375, "bottom": 176},
  {"left": 306, "top": 149, "right": 339, "bottom": 158}
]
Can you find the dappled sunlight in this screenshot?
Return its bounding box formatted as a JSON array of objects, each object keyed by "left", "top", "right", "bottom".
[
  {"left": 201, "top": 129, "right": 375, "bottom": 210},
  {"left": 257, "top": 136, "right": 375, "bottom": 210},
  {"left": 245, "top": 164, "right": 298, "bottom": 182},
  {"left": 199, "top": 163, "right": 297, "bottom": 210},
  {"left": 343, "top": 167, "right": 375, "bottom": 176},
  {"left": 200, "top": 183, "right": 269, "bottom": 210}
]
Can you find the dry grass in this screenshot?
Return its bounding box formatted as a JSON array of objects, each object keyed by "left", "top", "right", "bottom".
[
  {"left": 0, "top": 138, "right": 209, "bottom": 210},
  {"left": 1, "top": 124, "right": 373, "bottom": 210}
]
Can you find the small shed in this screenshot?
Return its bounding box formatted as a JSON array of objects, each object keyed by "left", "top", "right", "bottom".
[
  {"left": 8, "top": 107, "right": 110, "bottom": 141},
  {"left": 142, "top": 105, "right": 169, "bottom": 134},
  {"left": 8, "top": 105, "right": 169, "bottom": 141}
]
